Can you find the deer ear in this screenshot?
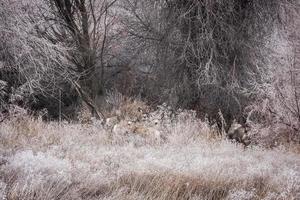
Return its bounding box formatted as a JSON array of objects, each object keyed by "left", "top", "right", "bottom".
[
  {"left": 245, "top": 122, "right": 251, "bottom": 128},
  {"left": 244, "top": 123, "right": 251, "bottom": 132}
]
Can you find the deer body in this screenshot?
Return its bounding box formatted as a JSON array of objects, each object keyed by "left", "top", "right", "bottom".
[{"left": 227, "top": 122, "right": 251, "bottom": 146}]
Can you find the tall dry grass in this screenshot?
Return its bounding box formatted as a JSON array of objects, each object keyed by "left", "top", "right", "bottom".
[{"left": 0, "top": 106, "right": 300, "bottom": 200}]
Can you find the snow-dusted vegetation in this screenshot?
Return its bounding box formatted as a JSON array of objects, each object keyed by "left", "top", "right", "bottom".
[
  {"left": 1, "top": 0, "right": 300, "bottom": 199},
  {"left": 1, "top": 104, "right": 300, "bottom": 200}
]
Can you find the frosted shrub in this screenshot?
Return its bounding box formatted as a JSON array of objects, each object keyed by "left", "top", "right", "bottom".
[
  {"left": 7, "top": 150, "right": 72, "bottom": 176},
  {"left": 0, "top": 181, "right": 6, "bottom": 200},
  {"left": 105, "top": 90, "right": 125, "bottom": 108},
  {"left": 244, "top": 29, "right": 300, "bottom": 149},
  {"left": 227, "top": 189, "right": 258, "bottom": 200}
]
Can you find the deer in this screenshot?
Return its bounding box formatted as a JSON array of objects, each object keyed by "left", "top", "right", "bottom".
[
  {"left": 227, "top": 120, "right": 251, "bottom": 147},
  {"left": 187, "top": 84, "right": 251, "bottom": 146}
]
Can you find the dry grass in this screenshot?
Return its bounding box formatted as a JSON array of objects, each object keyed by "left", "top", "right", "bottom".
[{"left": 0, "top": 108, "right": 300, "bottom": 200}]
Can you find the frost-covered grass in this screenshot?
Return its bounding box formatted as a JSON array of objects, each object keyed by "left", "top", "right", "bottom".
[{"left": 0, "top": 111, "right": 300, "bottom": 200}]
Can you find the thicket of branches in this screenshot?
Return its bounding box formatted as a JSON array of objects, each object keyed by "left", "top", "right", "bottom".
[
  {"left": 117, "top": 0, "right": 296, "bottom": 130},
  {"left": 0, "top": 0, "right": 76, "bottom": 118},
  {"left": 0, "top": 0, "right": 300, "bottom": 137},
  {"left": 120, "top": 0, "right": 281, "bottom": 101}
]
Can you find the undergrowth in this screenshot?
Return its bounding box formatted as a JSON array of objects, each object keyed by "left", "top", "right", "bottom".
[{"left": 0, "top": 104, "right": 300, "bottom": 200}]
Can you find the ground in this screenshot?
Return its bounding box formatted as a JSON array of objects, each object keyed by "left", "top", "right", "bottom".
[{"left": 0, "top": 110, "right": 300, "bottom": 200}]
